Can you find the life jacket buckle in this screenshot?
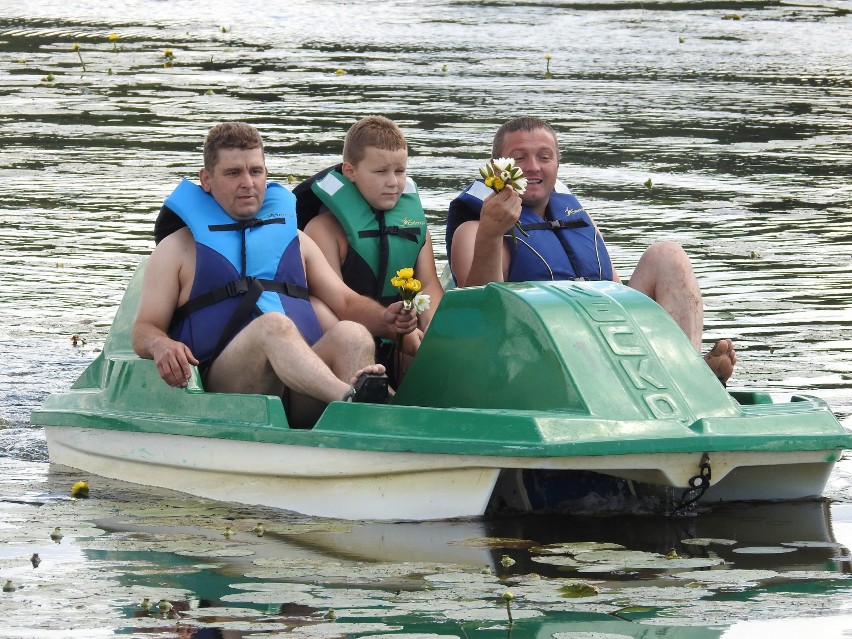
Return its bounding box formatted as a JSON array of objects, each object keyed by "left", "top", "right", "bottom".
[{"left": 226, "top": 277, "right": 253, "bottom": 297}]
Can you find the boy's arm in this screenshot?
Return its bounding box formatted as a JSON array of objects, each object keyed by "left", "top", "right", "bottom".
[
  {"left": 300, "top": 231, "right": 417, "bottom": 339},
  {"left": 414, "top": 230, "right": 444, "bottom": 330},
  {"left": 303, "top": 210, "right": 348, "bottom": 277},
  {"left": 131, "top": 230, "right": 199, "bottom": 387}
]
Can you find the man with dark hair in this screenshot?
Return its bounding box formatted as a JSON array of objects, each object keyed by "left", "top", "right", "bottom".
[
  {"left": 133, "top": 122, "right": 416, "bottom": 428},
  {"left": 446, "top": 116, "right": 735, "bottom": 384}
]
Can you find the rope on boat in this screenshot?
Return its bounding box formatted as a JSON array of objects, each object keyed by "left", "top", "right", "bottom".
[{"left": 672, "top": 452, "right": 712, "bottom": 513}]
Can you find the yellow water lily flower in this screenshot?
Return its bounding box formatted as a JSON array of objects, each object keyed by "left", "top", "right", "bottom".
[
  {"left": 479, "top": 158, "right": 527, "bottom": 195},
  {"left": 71, "top": 480, "right": 89, "bottom": 498}
]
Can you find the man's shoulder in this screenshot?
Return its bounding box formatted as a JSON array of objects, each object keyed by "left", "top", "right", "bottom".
[{"left": 155, "top": 226, "right": 194, "bottom": 254}]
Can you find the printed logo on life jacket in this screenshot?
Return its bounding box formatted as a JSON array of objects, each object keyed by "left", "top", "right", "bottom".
[
  {"left": 402, "top": 218, "right": 427, "bottom": 226},
  {"left": 260, "top": 210, "right": 294, "bottom": 221},
  {"left": 564, "top": 207, "right": 586, "bottom": 216}
]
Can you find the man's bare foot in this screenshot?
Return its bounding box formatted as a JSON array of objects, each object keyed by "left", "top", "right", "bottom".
[
  {"left": 704, "top": 339, "right": 736, "bottom": 385},
  {"left": 348, "top": 364, "right": 386, "bottom": 387}
]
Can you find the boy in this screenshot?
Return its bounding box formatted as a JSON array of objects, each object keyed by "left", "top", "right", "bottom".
[{"left": 295, "top": 115, "right": 444, "bottom": 384}]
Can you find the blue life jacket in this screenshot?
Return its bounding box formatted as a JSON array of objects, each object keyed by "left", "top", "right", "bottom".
[
  {"left": 165, "top": 179, "right": 321, "bottom": 368},
  {"left": 446, "top": 180, "right": 613, "bottom": 282}
]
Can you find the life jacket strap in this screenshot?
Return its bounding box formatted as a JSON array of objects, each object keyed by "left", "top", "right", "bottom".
[
  {"left": 208, "top": 217, "right": 287, "bottom": 232},
  {"left": 358, "top": 225, "right": 422, "bottom": 243},
  {"left": 520, "top": 218, "right": 588, "bottom": 232},
  {"left": 172, "top": 277, "right": 309, "bottom": 323}
]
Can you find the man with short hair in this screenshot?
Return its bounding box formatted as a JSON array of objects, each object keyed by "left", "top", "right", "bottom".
[
  {"left": 446, "top": 116, "right": 735, "bottom": 384},
  {"left": 133, "top": 122, "right": 417, "bottom": 428}
]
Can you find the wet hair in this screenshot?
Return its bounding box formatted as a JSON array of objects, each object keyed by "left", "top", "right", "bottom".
[
  {"left": 342, "top": 115, "right": 407, "bottom": 165},
  {"left": 203, "top": 122, "right": 264, "bottom": 170},
  {"left": 491, "top": 116, "right": 559, "bottom": 158}
]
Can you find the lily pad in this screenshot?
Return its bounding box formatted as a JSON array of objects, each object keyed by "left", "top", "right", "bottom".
[{"left": 731, "top": 546, "right": 797, "bottom": 555}]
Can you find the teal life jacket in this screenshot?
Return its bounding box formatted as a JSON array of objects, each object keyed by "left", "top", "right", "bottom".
[{"left": 310, "top": 170, "right": 427, "bottom": 306}]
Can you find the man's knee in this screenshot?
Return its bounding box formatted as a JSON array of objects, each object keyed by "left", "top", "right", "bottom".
[
  {"left": 252, "top": 312, "right": 301, "bottom": 340},
  {"left": 326, "top": 320, "right": 373, "bottom": 346}
]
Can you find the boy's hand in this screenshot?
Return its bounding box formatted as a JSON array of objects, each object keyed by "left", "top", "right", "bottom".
[{"left": 383, "top": 301, "right": 419, "bottom": 337}]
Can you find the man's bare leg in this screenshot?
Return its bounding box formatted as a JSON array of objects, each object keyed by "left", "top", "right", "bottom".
[
  {"left": 289, "top": 320, "right": 381, "bottom": 426},
  {"left": 627, "top": 241, "right": 735, "bottom": 383},
  {"left": 207, "top": 313, "right": 362, "bottom": 401}
]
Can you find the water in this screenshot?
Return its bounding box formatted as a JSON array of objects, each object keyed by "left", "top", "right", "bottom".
[{"left": 1, "top": 0, "right": 851, "bottom": 636}]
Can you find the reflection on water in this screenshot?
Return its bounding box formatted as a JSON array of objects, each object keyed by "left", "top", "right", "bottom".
[
  {"left": 0, "top": 457, "right": 850, "bottom": 637},
  {"left": 0, "top": 0, "right": 851, "bottom": 635}
]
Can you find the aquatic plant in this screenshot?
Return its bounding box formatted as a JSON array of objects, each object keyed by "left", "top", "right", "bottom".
[
  {"left": 71, "top": 481, "right": 89, "bottom": 498},
  {"left": 71, "top": 43, "right": 85, "bottom": 71},
  {"left": 108, "top": 33, "right": 119, "bottom": 51},
  {"left": 478, "top": 157, "right": 529, "bottom": 245},
  {"left": 502, "top": 591, "right": 514, "bottom": 625}
]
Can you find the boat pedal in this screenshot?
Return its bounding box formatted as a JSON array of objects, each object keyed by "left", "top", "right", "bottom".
[{"left": 342, "top": 373, "right": 389, "bottom": 404}]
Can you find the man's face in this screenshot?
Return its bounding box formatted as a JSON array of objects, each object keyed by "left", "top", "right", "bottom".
[
  {"left": 199, "top": 147, "right": 267, "bottom": 220},
  {"left": 342, "top": 146, "right": 408, "bottom": 212},
  {"left": 497, "top": 128, "right": 559, "bottom": 215}
]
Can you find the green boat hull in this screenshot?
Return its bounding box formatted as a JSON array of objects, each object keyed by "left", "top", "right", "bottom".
[{"left": 32, "top": 262, "right": 852, "bottom": 520}]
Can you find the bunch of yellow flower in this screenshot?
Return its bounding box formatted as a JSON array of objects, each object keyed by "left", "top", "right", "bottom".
[{"left": 390, "top": 268, "right": 429, "bottom": 311}]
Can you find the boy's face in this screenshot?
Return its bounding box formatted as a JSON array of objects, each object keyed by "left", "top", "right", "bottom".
[
  {"left": 342, "top": 146, "right": 408, "bottom": 212},
  {"left": 199, "top": 146, "right": 267, "bottom": 220}
]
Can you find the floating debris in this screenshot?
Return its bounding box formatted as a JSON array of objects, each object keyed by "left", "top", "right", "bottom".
[
  {"left": 253, "top": 523, "right": 264, "bottom": 537},
  {"left": 139, "top": 597, "right": 152, "bottom": 613},
  {"left": 223, "top": 526, "right": 235, "bottom": 539},
  {"left": 30, "top": 553, "right": 41, "bottom": 568},
  {"left": 50, "top": 527, "right": 63, "bottom": 542},
  {"left": 500, "top": 554, "right": 516, "bottom": 568},
  {"left": 3, "top": 580, "right": 16, "bottom": 592}
]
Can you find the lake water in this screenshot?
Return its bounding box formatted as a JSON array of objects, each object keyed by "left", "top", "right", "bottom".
[{"left": 1, "top": 0, "right": 851, "bottom": 636}]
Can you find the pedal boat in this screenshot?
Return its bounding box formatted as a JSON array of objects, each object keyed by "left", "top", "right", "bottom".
[{"left": 31, "top": 262, "right": 852, "bottom": 521}]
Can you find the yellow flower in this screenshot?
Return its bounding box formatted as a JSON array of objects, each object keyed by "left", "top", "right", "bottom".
[
  {"left": 396, "top": 267, "right": 414, "bottom": 279},
  {"left": 71, "top": 480, "right": 89, "bottom": 498},
  {"left": 71, "top": 43, "right": 80, "bottom": 52},
  {"left": 108, "top": 33, "right": 119, "bottom": 41},
  {"left": 476, "top": 158, "right": 529, "bottom": 245},
  {"left": 403, "top": 279, "right": 421, "bottom": 293}
]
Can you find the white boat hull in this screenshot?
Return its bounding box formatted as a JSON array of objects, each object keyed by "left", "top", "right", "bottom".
[{"left": 45, "top": 425, "right": 840, "bottom": 520}]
